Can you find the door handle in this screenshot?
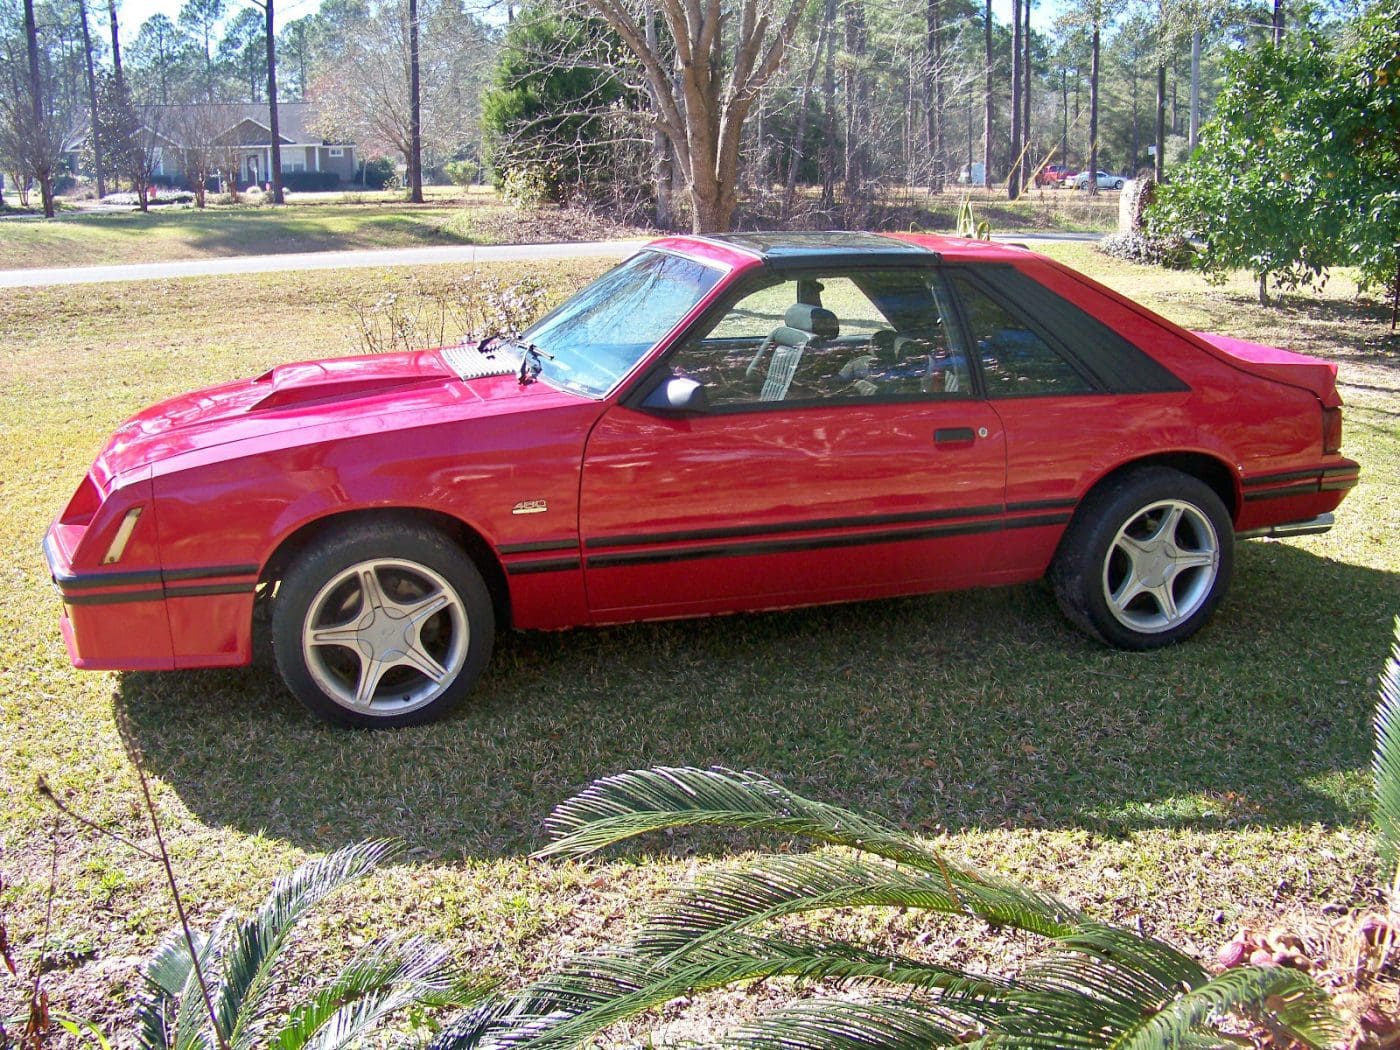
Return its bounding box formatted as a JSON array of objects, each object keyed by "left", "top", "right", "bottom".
[{"left": 934, "top": 427, "right": 977, "bottom": 445}]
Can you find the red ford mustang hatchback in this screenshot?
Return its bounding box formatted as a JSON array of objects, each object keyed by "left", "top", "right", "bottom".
[{"left": 45, "top": 232, "right": 1359, "bottom": 726}]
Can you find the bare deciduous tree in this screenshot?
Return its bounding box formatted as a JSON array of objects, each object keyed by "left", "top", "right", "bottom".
[{"left": 577, "top": 0, "right": 808, "bottom": 231}]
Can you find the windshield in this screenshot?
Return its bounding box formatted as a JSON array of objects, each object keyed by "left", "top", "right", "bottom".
[{"left": 522, "top": 250, "right": 723, "bottom": 397}]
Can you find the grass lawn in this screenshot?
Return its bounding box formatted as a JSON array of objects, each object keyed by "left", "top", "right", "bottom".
[
  {"left": 0, "top": 187, "right": 650, "bottom": 271},
  {"left": 0, "top": 183, "right": 1117, "bottom": 272},
  {"left": 0, "top": 247, "right": 1396, "bottom": 1039}
]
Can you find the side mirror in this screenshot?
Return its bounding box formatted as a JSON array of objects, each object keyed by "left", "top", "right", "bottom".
[{"left": 641, "top": 375, "right": 708, "bottom": 414}]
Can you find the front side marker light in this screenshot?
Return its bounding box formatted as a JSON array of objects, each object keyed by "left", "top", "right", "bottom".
[{"left": 102, "top": 507, "right": 144, "bottom": 565}]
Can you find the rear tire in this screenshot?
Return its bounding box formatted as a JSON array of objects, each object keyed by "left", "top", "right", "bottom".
[
  {"left": 271, "top": 521, "right": 494, "bottom": 727},
  {"left": 1050, "top": 468, "right": 1233, "bottom": 649}
]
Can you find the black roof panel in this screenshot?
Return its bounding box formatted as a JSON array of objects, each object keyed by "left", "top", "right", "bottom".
[{"left": 707, "top": 231, "right": 933, "bottom": 259}]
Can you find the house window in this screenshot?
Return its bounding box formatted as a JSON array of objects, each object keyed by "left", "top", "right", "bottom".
[{"left": 328, "top": 147, "right": 344, "bottom": 157}]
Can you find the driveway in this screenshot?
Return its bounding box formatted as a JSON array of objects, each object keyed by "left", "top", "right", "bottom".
[{"left": 0, "top": 232, "right": 1102, "bottom": 288}]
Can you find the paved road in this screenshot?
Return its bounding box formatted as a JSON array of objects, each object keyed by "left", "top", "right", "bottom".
[{"left": 0, "top": 232, "right": 1101, "bottom": 288}]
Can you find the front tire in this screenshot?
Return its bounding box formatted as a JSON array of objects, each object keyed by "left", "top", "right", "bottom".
[
  {"left": 271, "top": 522, "right": 494, "bottom": 727},
  {"left": 1050, "top": 468, "right": 1233, "bottom": 649}
]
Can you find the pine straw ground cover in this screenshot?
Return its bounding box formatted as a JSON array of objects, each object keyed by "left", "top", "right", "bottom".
[{"left": 0, "top": 246, "right": 1396, "bottom": 1042}]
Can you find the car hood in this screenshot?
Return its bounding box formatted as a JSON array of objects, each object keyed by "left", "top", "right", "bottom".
[{"left": 93, "top": 347, "right": 542, "bottom": 483}]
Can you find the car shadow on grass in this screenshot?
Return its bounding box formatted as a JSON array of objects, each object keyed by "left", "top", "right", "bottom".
[{"left": 114, "top": 541, "right": 1397, "bottom": 860}]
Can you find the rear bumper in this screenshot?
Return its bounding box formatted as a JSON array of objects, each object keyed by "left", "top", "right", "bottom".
[{"left": 1236, "top": 512, "right": 1335, "bottom": 540}]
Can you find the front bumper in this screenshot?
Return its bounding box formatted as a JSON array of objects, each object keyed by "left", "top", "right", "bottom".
[{"left": 43, "top": 527, "right": 177, "bottom": 670}]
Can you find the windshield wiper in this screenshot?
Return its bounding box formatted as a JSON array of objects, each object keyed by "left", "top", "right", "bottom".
[{"left": 507, "top": 336, "right": 554, "bottom": 385}]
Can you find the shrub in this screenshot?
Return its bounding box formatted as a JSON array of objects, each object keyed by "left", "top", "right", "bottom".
[
  {"left": 1097, "top": 231, "right": 1194, "bottom": 270},
  {"left": 443, "top": 160, "right": 481, "bottom": 187},
  {"left": 358, "top": 157, "right": 396, "bottom": 190}
]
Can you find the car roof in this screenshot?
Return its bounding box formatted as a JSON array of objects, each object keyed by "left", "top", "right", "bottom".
[{"left": 646, "top": 231, "right": 1030, "bottom": 269}]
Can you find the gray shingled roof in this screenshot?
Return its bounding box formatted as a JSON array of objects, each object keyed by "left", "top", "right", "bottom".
[{"left": 137, "top": 102, "right": 349, "bottom": 146}]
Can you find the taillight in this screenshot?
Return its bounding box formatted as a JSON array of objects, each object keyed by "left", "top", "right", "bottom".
[{"left": 1322, "top": 407, "right": 1343, "bottom": 455}]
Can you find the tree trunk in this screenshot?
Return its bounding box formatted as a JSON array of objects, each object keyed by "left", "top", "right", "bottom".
[
  {"left": 1258, "top": 273, "right": 1270, "bottom": 307},
  {"left": 265, "top": 0, "right": 284, "bottom": 204},
  {"left": 22, "top": 0, "right": 54, "bottom": 217},
  {"left": 1189, "top": 29, "right": 1200, "bottom": 150},
  {"left": 1272, "top": 0, "right": 1284, "bottom": 45},
  {"left": 819, "top": 0, "right": 837, "bottom": 210},
  {"left": 924, "top": 0, "right": 944, "bottom": 192},
  {"left": 644, "top": 4, "right": 672, "bottom": 228},
  {"left": 1008, "top": 0, "right": 1020, "bottom": 198},
  {"left": 982, "top": 0, "right": 992, "bottom": 188},
  {"left": 1087, "top": 19, "right": 1099, "bottom": 196},
  {"left": 407, "top": 0, "right": 424, "bottom": 203},
  {"left": 782, "top": 21, "right": 826, "bottom": 222},
  {"left": 1021, "top": 0, "right": 1031, "bottom": 191},
  {"left": 78, "top": 0, "right": 105, "bottom": 197},
  {"left": 107, "top": 0, "right": 123, "bottom": 93},
  {"left": 1154, "top": 62, "right": 1165, "bottom": 181},
  {"left": 843, "top": 0, "right": 868, "bottom": 201}
]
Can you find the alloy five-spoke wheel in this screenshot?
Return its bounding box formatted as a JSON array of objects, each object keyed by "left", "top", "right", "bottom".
[
  {"left": 1051, "top": 467, "right": 1234, "bottom": 649},
  {"left": 1101, "top": 499, "right": 1220, "bottom": 634},
  {"left": 302, "top": 558, "right": 469, "bottom": 715},
  {"left": 272, "top": 521, "right": 494, "bottom": 727}
]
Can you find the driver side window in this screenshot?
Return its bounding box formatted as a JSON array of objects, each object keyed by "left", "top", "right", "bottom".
[{"left": 667, "top": 271, "right": 971, "bottom": 408}]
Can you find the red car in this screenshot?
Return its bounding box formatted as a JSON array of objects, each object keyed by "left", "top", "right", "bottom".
[{"left": 44, "top": 232, "right": 1359, "bottom": 727}]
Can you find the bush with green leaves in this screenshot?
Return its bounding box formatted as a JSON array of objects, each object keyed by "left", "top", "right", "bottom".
[
  {"left": 1149, "top": 0, "right": 1400, "bottom": 305},
  {"left": 434, "top": 766, "right": 1341, "bottom": 1049},
  {"left": 481, "top": 5, "right": 632, "bottom": 206}
]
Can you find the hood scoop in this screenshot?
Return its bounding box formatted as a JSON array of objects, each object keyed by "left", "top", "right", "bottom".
[
  {"left": 441, "top": 343, "right": 516, "bottom": 381},
  {"left": 249, "top": 358, "right": 444, "bottom": 412}
]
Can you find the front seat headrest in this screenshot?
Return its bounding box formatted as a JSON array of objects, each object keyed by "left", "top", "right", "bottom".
[{"left": 784, "top": 303, "right": 839, "bottom": 339}]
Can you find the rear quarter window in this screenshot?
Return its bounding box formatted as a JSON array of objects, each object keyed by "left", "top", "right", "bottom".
[{"left": 947, "top": 264, "right": 1190, "bottom": 395}]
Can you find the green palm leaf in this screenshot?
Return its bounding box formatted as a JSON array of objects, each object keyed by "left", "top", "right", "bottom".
[
  {"left": 267, "top": 935, "right": 472, "bottom": 1049},
  {"left": 538, "top": 767, "right": 955, "bottom": 874},
  {"left": 1108, "top": 965, "right": 1341, "bottom": 1049},
  {"left": 1374, "top": 617, "right": 1400, "bottom": 867},
  {"left": 466, "top": 936, "right": 1016, "bottom": 1050},
  {"left": 455, "top": 766, "right": 1343, "bottom": 1049},
  {"left": 724, "top": 995, "right": 986, "bottom": 1049},
  {"left": 222, "top": 840, "right": 399, "bottom": 1047},
  {"left": 635, "top": 853, "right": 1079, "bottom": 962}
]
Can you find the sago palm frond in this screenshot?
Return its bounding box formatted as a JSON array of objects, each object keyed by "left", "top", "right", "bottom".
[
  {"left": 222, "top": 839, "right": 400, "bottom": 1047},
  {"left": 634, "top": 853, "right": 1080, "bottom": 962},
  {"left": 1373, "top": 616, "right": 1400, "bottom": 868},
  {"left": 1104, "top": 965, "right": 1341, "bottom": 1050},
  {"left": 451, "top": 935, "right": 1017, "bottom": 1050},
  {"left": 135, "top": 840, "right": 464, "bottom": 1050},
  {"left": 725, "top": 995, "right": 993, "bottom": 1049},
  {"left": 265, "top": 935, "right": 474, "bottom": 1049},
  {"left": 463, "top": 766, "right": 1342, "bottom": 1049},
  {"left": 538, "top": 766, "right": 957, "bottom": 874}
]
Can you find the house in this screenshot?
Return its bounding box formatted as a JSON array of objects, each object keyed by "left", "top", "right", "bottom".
[{"left": 140, "top": 102, "right": 358, "bottom": 189}]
